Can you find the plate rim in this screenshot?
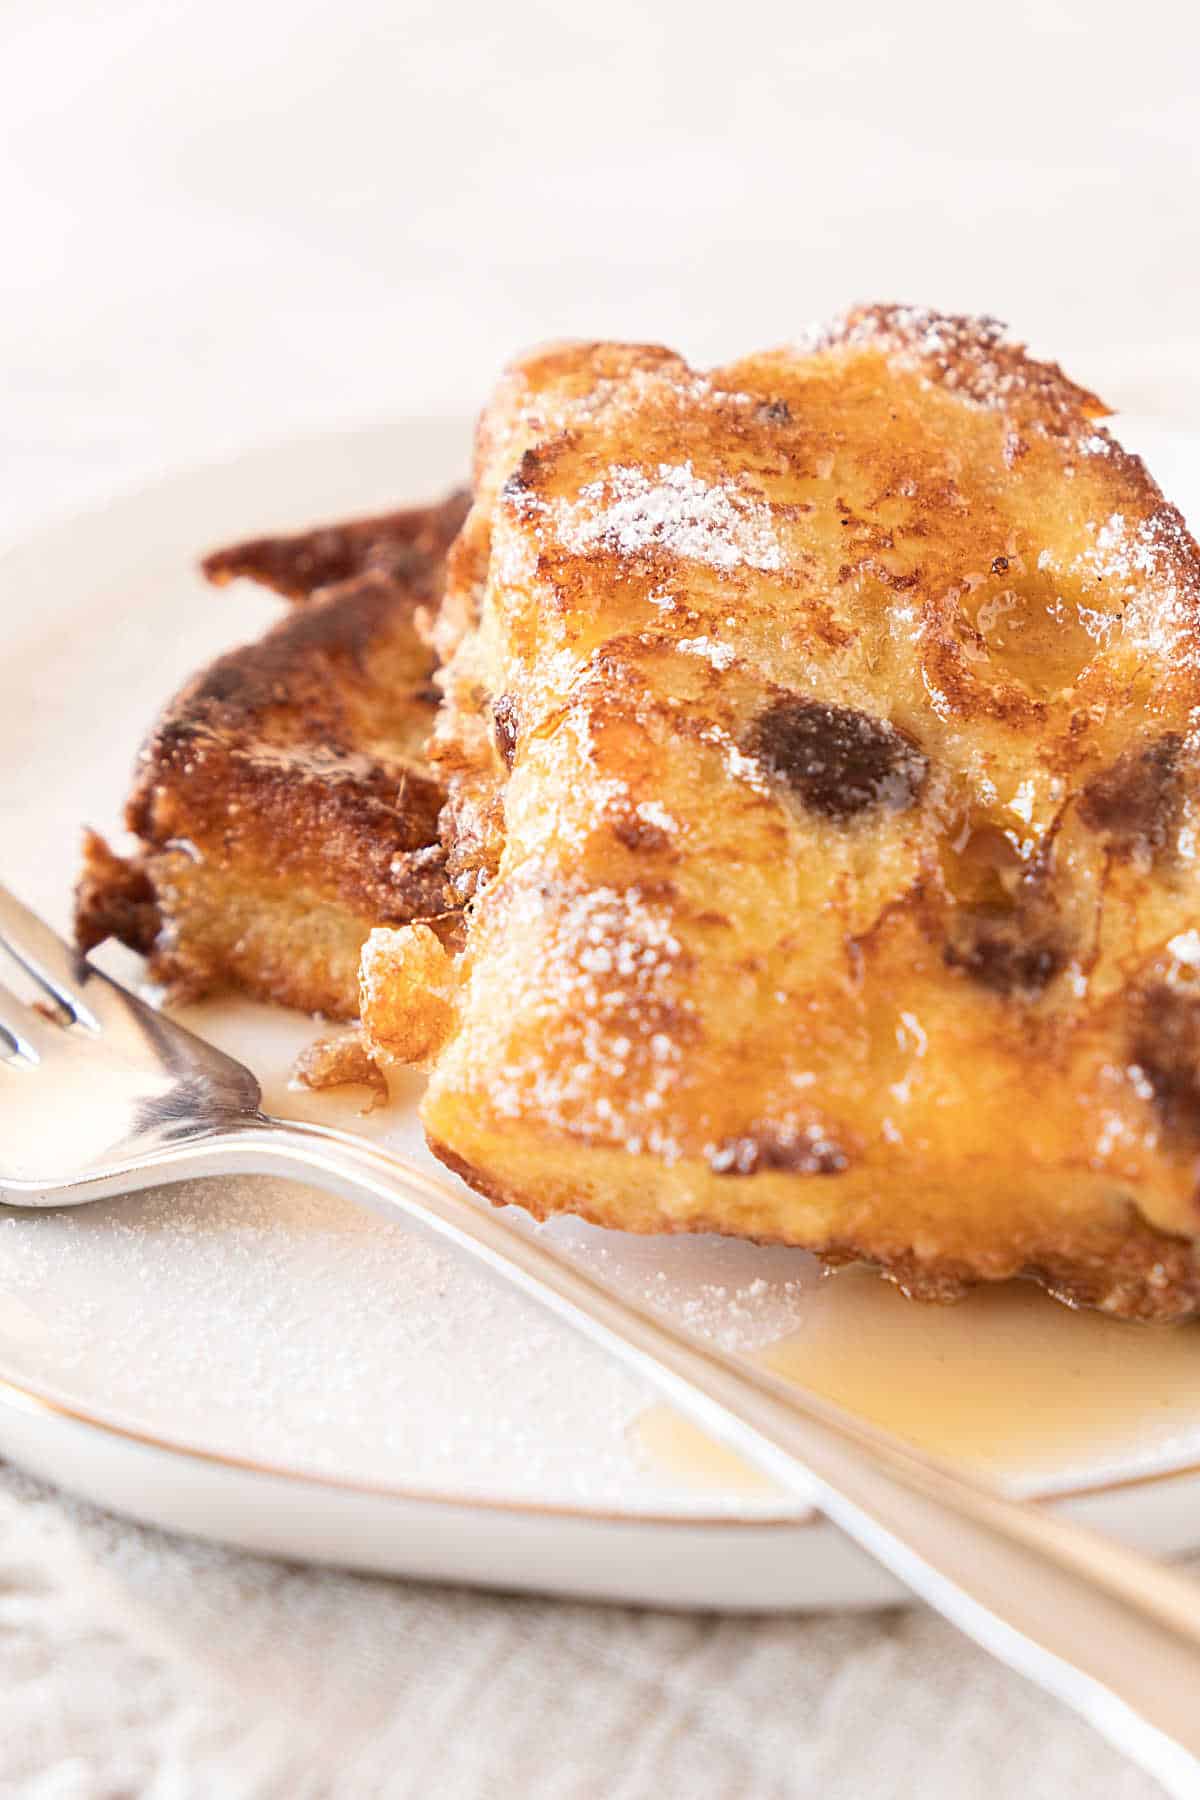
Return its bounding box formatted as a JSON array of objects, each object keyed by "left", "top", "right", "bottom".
[
  {"left": 4, "top": 1338, "right": 1200, "bottom": 1527},
  {"left": 0, "top": 410, "right": 474, "bottom": 562},
  {"left": 0, "top": 1364, "right": 813, "bottom": 1528}
]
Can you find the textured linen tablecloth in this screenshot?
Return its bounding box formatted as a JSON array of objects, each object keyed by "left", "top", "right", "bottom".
[
  {"left": 0, "top": 1458, "right": 1187, "bottom": 1800},
  {"left": 5, "top": 0, "right": 1200, "bottom": 1793}
]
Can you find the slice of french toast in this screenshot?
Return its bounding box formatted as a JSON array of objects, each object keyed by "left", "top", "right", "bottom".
[
  {"left": 364, "top": 311, "right": 1200, "bottom": 1319},
  {"left": 77, "top": 492, "right": 467, "bottom": 1017}
]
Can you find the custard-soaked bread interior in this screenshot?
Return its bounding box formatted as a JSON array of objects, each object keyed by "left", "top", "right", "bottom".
[
  {"left": 77, "top": 492, "right": 467, "bottom": 1018},
  {"left": 375, "top": 310, "right": 1200, "bottom": 1318}
]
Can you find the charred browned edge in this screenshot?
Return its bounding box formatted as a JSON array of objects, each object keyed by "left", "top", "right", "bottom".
[
  {"left": 76, "top": 828, "right": 162, "bottom": 955},
  {"left": 425, "top": 1137, "right": 1200, "bottom": 1322},
  {"left": 132, "top": 733, "right": 447, "bottom": 922},
  {"left": 78, "top": 491, "right": 469, "bottom": 985},
  {"left": 201, "top": 491, "right": 469, "bottom": 600},
  {"left": 141, "top": 570, "right": 439, "bottom": 751},
  {"left": 121, "top": 582, "right": 454, "bottom": 923},
  {"left": 817, "top": 1223, "right": 1200, "bottom": 1322},
  {"left": 140, "top": 495, "right": 472, "bottom": 900},
  {"left": 820, "top": 305, "right": 1111, "bottom": 422}
]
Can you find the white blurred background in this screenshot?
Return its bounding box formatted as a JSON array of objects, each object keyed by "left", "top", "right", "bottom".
[
  {"left": 3, "top": 9, "right": 1199, "bottom": 1794},
  {"left": 5, "top": 0, "right": 1200, "bottom": 532}
]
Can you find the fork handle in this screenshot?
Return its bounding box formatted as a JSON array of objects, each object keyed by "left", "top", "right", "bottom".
[{"left": 216, "top": 1114, "right": 1198, "bottom": 1795}]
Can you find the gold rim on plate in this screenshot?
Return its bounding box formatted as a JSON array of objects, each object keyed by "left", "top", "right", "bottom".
[{"left": 2, "top": 1363, "right": 1198, "bottom": 1530}]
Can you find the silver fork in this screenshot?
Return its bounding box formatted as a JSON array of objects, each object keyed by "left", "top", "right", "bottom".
[{"left": 1, "top": 882, "right": 1198, "bottom": 1795}]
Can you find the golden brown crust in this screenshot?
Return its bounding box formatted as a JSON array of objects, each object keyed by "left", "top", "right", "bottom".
[
  {"left": 76, "top": 828, "right": 162, "bottom": 956},
  {"left": 124, "top": 576, "right": 448, "bottom": 925},
  {"left": 292, "top": 1024, "right": 388, "bottom": 1105},
  {"left": 411, "top": 312, "right": 1200, "bottom": 1320},
  {"left": 77, "top": 492, "right": 465, "bottom": 1017},
  {"left": 359, "top": 923, "right": 463, "bottom": 1065},
  {"left": 426, "top": 1138, "right": 1200, "bottom": 1322}
]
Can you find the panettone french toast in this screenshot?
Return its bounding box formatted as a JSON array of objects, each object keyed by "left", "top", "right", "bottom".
[
  {"left": 364, "top": 310, "right": 1200, "bottom": 1319},
  {"left": 77, "top": 492, "right": 467, "bottom": 1017}
]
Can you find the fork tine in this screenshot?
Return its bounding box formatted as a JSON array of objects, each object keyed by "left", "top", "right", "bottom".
[
  {"left": 0, "top": 976, "right": 61, "bottom": 1065},
  {"left": 0, "top": 884, "right": 100, "bottom": 1032},
  {"left": 0, "top": 1021, "right": 40, "bottom": 1066}
]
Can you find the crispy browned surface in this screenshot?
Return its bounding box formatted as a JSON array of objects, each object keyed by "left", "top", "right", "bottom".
[
  {"left": 76, "top": 828, "right": 161, "bottom": 956},
  {"left": 402, "top": 309, "right": 1200, "bottom": 1319},
  {"left": 201, "top": 493, "right": 468, "bottom": 600},
  {"left": 360, "top": 922, "right": 462, "bottom": 1065},
  {"left": 77, "top": 492, "right": 466, "bottom": 1017},
  {"left": 292, "top": 1024, "right": 388, "bottom": 1105}
]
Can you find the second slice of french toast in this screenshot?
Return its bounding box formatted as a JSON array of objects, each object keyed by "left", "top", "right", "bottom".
[{"left": 77, "top": 491, "right": 467, "bottom": 1017}]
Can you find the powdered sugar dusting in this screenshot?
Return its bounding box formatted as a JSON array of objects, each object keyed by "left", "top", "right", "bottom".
[
  {"left": 675, "top": 634, "right": 737, "bottom": 670},
  {"left": 0, "top": 1163, "right": 814, "bottom": 1516},
  {"left": 802, "top": 303, "right": 1104, "bottom": 424},
  {"left": 558, "top": 461, "right": 783, "bottom": 574},
  {"left": 477, "top": 881, "right": 693, "bottom": 1162},
  {"left": 1092, "top": 512, "right": 1151, "bottom": 581},
  {"left": 829, "top": 305, "right": 1008, "bottom": 361},
  {"left": 1087, "top": 508, "right": 1189, "bottom": 584},
  {"left": 802, "top": 306, "right": 1014, "bottom": 404},
  {"left": 1075, "top": 505, "right": 1200, "bottom": 665}
]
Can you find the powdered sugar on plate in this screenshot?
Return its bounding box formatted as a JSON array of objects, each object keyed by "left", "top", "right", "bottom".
[
  {"left": 0, "top": 980, "right": 820, "bottom": 1516},
  {"left": 0, "top": 1131, "right": 819, "bottom": 1514}
]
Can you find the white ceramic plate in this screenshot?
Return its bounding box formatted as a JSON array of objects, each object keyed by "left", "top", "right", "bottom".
[{"left": 2, "top": 416, "right": 1200, "bottom": 1613}]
